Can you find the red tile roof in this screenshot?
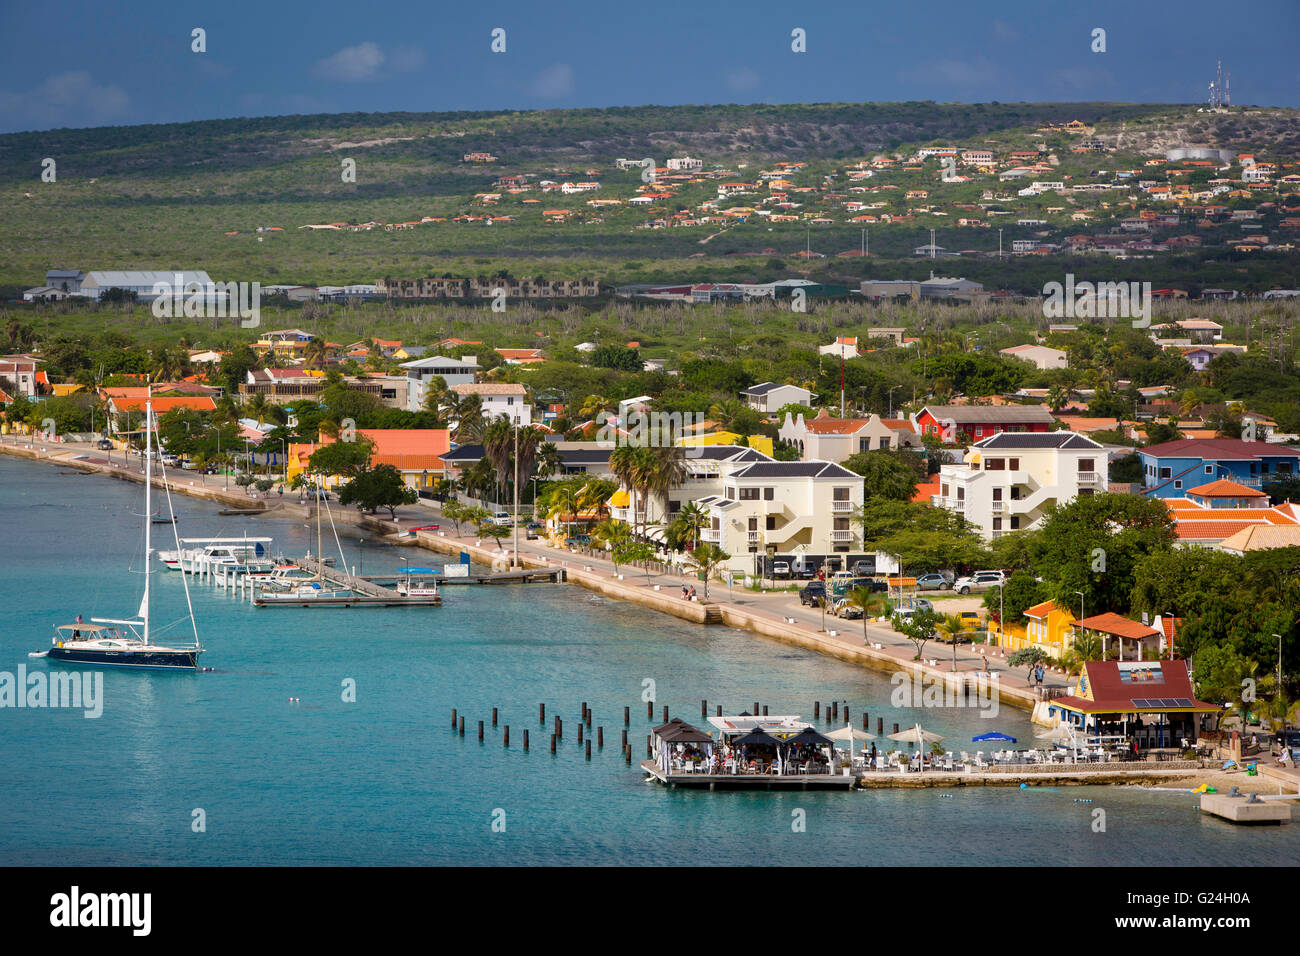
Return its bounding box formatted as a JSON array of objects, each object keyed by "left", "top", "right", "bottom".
[
  {"left": 1187, "top": 478, "right": 1266, "bottom": 498},
  {"left": 1075, "top": 613, "right": 1159, "bottom": 640}
]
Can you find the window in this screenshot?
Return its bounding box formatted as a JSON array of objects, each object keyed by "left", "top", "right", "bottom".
[
  {"left": 941, "top": 484, "right": 950, "bottom": 497},
  {"left": 668, "top": 500, "right": 680, "bottom": 515},
  {"left": 763, "top": 487, "right": 775, "bottom": 500},
  {"left": 956, "top": 487, "right": 965, "bottom": 500},
  {"left": 739, "top": 488, "right": 760, "bottom": 500},
  {"left": 1159, "top": 467, "right": 1171, "bottom": 479},
  {"left": 1009, "top": 458, "right": 1020, "bottom": 471},
  {"left": 1010, "top": 517, "right": 1020, "bottom": 530},
  {"left": 985, "top": 458, "right": 1005, "bottom": 471},
  {"left": 833, "top": 517, "right": 850, "bottom": 531},
  {"left": 1204, "top": 465, "right": 1212, "bottom": 474},
  {"left": 1173, "top": 481, "right": 1182, "bottom": 489},
  {"left": 993, "top": 518, "right": 1002, "bottom": 530},
  {"left": 766, "top": 516, "right": 777, "bottom": 530},
  {"left": 833, "top": 487, "right": 851, "bottom": 501},
  {"left": 859, "top": 438, "right": 870, "bottom": 452},
  {"left": 880, "top": 437, "right": 891, "bottom": 451},
  {"left": 992, "top": 487, "right": 1003, "bottom": 501},
  {"left": 1078, "top": 458, "right": 1094, "bottom": 473},
  {"left": 747, "top": 516, "right": 758, "bottom": 531}
]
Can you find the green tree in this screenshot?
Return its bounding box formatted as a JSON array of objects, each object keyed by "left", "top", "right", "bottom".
[
  {"left": 685, "top": 544, "right": 730, "bottom": 602},
  {"left": 983, "top": 570, "right": 1047, "bottom": 628},
  {"left": 338, "top": 464, "right": 418, "bottom": 519},
  {"left": 307, "top": 438, "right": 374, "bottom": 482},
  {"left": 843, "top": 448, "right": 925, "bottom": 501},
  {"left": 894, "top": 608, "right": 938, "bottom": 661},
  {"left": 590, "top": 344, "right": 642, "bottom": 371}
]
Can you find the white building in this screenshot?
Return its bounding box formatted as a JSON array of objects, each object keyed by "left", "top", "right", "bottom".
[
  {"left": 451, "top": 382, "right": 531, "bottom": 425},
  {"left": 817, "top": 336, "right": 859, "bottom": 359},
  {"left": 400, "top": 355, "right": 481, "bottom": 411},
  {"left": 935, "top": 432, "right": 1107, "bottom": 539},
  {"left": 740, "top": 382, "right": 817, "bottom": 414},
  {"left": 667, "top": 157, "right": 703, "bottom": 171},
  {"left": 779, "top": 410, "right": 920, "bottom": 461},
  {"left": 696, "top": 460, "right": 866, "bottom": 573},
  {"left": 75, "top": 270, "right": 214, "bottom": 300},
  {"left": 999, "top": 344, "right": 1069, "bottom": 370}
]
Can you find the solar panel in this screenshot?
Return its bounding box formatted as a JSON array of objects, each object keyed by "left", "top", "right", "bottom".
[{"left": 1170, "top": 698, "right": 1193, "bottom": 707}]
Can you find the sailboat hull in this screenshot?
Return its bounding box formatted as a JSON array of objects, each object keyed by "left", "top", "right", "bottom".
[{"left": 47, "top": 646, "right": 201, "bottom": 670}]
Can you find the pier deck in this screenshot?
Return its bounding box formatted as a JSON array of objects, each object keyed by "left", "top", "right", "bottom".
[{"left": 641, "top": 760, "right": 856, "bottom": 790}]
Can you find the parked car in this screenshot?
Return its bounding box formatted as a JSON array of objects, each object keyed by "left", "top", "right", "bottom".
[
  {"left": 799, "top": 582, "right": 829, "bottom": 606},
  {"left": 915, "top": 573, "right": 951, "bottom": 591},
  {"left": 912, "top": 598, "right": 935, "bottom": 613},
  {"left": 849, "top": 560, "right": 875, "bottom": 576},
  {"left": 959, "top": 610, "right": 982, "bottom": 631},
  {"left": 491, "top": 511, "right": 513, "bottom": 526},
  {"left": 770, "top": 561, "right": 791, "bottom": 579},
  {"left": 953, "top": 570, "right": 1006, "bottom": 594},
  {"left": 832, "top": 599, "right": 863, "bottom": 619},
  {"left": 95, "top": 438, "right": 113, "bottom": 451}
]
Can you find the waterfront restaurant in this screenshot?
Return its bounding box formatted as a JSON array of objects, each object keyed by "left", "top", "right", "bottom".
[
  {"left": 650, "top": 718, "right": 715, "bottom": 775},
  {"left": 1043, "top": 660, "right": 1219, "bottom": 748}
]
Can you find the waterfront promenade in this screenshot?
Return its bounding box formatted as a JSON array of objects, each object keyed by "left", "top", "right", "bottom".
[{"left": 2, "top": 434, "right": 1073, "bottom": 716}]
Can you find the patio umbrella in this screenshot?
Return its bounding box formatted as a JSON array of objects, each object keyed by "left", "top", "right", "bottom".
[
  {"left": 887, "top": 724, "right": 944, "bottom": 768},
  {"left": 973, "top": 732, "right": 1017, "bottom": 743},
  {"left": 1035, "top": 722, "right": 1080, "bottom": 761},
  {"left": 784, "top": 726, "right": 834, "bottom": 747},
  {"left": 827, "top": 722, "right": 877, "bottom": 769}
]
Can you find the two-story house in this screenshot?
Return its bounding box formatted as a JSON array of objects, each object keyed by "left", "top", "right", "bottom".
[
  {"left": 451, "top": 382, "right": 531, "bottom": 426},
  {"left": 400, "top": 355, "right": 481, "bottom": 411},
  {"left": 1138, "top": 438, "right": 1300, "bottom": 498},
  {"left": 914, "top": 404, "right": 1055, "bottom": 444},
  {"left": 935, "top": 432, "right": 1107, "bottom": 539},
  {"left": 740, "top": 382, "right": 817, "bottom": 415},
  {"left": 778, "top": 409, "right": 919, "bottom": 461}
]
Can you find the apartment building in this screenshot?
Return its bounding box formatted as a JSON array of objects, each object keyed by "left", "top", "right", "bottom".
[
  {"left": 935, "top": 432, "right": 1107, "bottom": 539},
  {"left": 399, "top": 355, "right": 481, "bottom": 411},
  {"left": 451, "top": 382, "right": 531, "bottom": 426},
  {"left": 696, "top": 460, "right": 866, "bottom": 573}
]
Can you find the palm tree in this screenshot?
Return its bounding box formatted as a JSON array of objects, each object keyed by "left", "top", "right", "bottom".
[
  {"left": 482, "top": 418, "right": 514, "bottom": 502},
  {"left": 577, "top": 477, "right": 618, "bottom": 520},
  {"left": 845, "top": 586, "right": 888, "bottom": 646},
  {"left": 535, "top": 441, "right": 563, "bottom": 479},
  {"left": 245, "top": 392, "right": 270, "bottom": 425},
  {"left": 304, "top": 338, "right": 329, "bottom": 370},
  {"left": 645, "top": 445, "right": 689, "bottom": 534},
  {"left": 1062, "top": 629, "right": 1103, "bottom": 674},
  {"left": 452, "top": 393, "right": 485, "bottom": 443},
  {"left": 609, "top": 444, "right": 642, "bottom": 534},
  {"left": 670, "top": 501, "right": 708, "bottom": 552},
  {"left": 935, "top": 612, "right": 967, "bottom": 671},
  {"left": 578, "top": 394, "right": 610, "bottom": 419},
  {"left": 1046, "top": 385, "right": 1071, "bottom": 413},
  {"left": 685, "top": 544, "right": 730, "bottom": 603},
  {"left": 545, "top": 480, "right": 583, "bottom": 535}
]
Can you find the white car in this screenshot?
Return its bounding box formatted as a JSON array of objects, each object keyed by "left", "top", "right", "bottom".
[
  {"left": 491, "top": 511, "right": 513, "bottom": 527},
  {"left": 953, "top": 570, "right": 1006, "bottom": 594}
]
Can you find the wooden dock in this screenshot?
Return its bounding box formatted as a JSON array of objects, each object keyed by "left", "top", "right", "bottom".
[
  {"left": 641, "top": 760, "right": 856, "bottom": 790},
  {"left": 295, "top": 556, "right": 398, "bottom": 597}
]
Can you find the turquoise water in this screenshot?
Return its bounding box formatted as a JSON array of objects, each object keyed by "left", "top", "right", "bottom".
[{"left": 1, "top": 454, "right": 1296, "bottom": 866}]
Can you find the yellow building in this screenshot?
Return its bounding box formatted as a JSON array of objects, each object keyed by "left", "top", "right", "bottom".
[
  {"left": 677, "top": 430, "right": 774, "bottom": 458},
  {"left": 992, "top": 600, "right": 1077, "bottom": 660},
  {"left": 49, "top": 383, "right": 85, "bottom": 397}
]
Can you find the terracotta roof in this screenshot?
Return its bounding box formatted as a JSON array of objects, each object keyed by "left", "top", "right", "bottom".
[
  {"left": 1023, "top": 600, "right": 1063, "bottom": 619},
  {"left": 109, "top": 396, "right": 217, "bottom": 412},
  {"left": 1076, "top": 612, "right": 1160, "bottom": 640},
  {"left": 1174, "top": 520, "right": 1261, "bottom": 541},
  {"left": 1218, "top": 524, "right": 1300, "bottom": 552},
  {"left": 451, "top": 383, "right": 527, "bottom": 396},
  {"left": 1187, "top": 478, "right": 1266, "bottom": 498}
]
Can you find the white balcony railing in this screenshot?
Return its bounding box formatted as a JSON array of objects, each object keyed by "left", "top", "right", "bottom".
[
  {"left": 747, "top": 530, "right": 761, "bottom": 543},
  {"left": 990, "top": 501, "right": 1006, "bottom": 513},
  {"left": 701, "top": 529, "right": 721, "bottom": 543},
  {"left": 830, "top": 530, "right": 855, "bottom": 542},
  {"left": 1077, "top": 471, "right": 1101, "bottom": 485},
  {"left": 831, "top": 500, "right": 855, "bottom": 513}
]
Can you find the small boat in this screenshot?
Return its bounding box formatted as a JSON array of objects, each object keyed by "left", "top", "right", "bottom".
[
  {"left": 255, "top": 581, "right": 355, "bottom": 602},
  {"left": 159, "top": 537, "right": 274, "bottom": 571},
  {"left": 151, "top": 513, "right": 177, "bottom": 525},
  {"left": 40, "top": 396, "right": 203, "bottom": 671},
  {"left": 395, "top": 570, "right": 442, "bottom": 604}
]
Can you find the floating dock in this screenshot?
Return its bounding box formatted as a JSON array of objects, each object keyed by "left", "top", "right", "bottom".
[{"left": 641, "top": 759, "right": 856, "bottom": 790}]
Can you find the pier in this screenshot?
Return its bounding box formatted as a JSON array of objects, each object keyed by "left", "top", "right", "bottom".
[{"left": 640, "top": 759, "right": 856, "bottom": 790}]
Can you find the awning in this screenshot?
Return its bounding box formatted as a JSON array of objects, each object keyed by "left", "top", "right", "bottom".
[{"left": 609, "top": 489, "right": 630, "bottom": 508}]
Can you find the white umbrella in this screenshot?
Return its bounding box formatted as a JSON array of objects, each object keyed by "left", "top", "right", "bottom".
[
  {"left": 1035, "top": 722, "right": 1080, "bottom": 761},
  {"left": 827, "top": 722, "right": 877, "bottom": 766},
  {"left": 887, "top": 724, "right": 944, "bottom": 769}
]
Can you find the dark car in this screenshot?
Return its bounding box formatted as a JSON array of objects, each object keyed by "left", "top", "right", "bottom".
[
  {"left": 95, "top": 438, "right": 114, "bottom": 450},
  {"left": 799, "top": 582, "right": 829, "bottom": 606}
]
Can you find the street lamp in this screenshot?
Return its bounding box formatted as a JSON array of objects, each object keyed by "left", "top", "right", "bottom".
[
  {"left": 1274, "top": 633, "right": 1283, "bottom": 689},
  {"left": 1075, "top": 589, "right": 1086, "bottom": 659},
  {"left": 888, "top": 386, "right": 900, "bottom": 419}
]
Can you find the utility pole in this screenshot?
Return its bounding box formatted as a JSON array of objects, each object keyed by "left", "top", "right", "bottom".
[
  {"left": 998, "top": 228, "right": 1003, "bottom": 260},
  {"left": 512, "top": 415, "right": 520, "bottom": 568}
]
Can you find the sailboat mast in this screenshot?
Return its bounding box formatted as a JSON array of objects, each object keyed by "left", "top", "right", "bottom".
[{"left": 143, "top": 396, "right": 153, "bottom": 645}]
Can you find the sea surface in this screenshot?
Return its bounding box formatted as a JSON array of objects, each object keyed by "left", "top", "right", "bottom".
[{"left": 1, "top": 454, "right": 1295, "bottom": 866}]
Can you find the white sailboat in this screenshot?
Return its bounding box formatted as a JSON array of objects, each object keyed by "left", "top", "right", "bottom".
[{"left": 36, "top": 394, "right": 204, "bottom": 670}]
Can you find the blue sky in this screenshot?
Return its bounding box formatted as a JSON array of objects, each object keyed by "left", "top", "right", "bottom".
[{"left": 1, "top": 0, "right": 1296, "bottom": 133}]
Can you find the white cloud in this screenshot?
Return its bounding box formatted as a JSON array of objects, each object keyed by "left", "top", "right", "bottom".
[
  {"left": 991, "top": 20, "right": 1018, "bottom": 43},
  {"left": 528, "top": 63, "right": 575, "bottom": 99},
  {"left": 0, "top": 71, "right": 129, "bottom": 130},
  {"left": 724, "top": 68, "right": 760, "bottom": 94},
  {"left": 313, "top": 42, "right": 387, "bottom": 82}
]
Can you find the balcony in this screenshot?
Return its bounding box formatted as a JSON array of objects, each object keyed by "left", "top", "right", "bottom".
[
  {"left": 990, "top": 500, "right": 1006, "bottom": 513},
  {"left": 701, "top": 529, "right": 721, "bottom": 543},
  {"left": 1077, "top": 471, "right": 1102, "bottom": 485},
  {"left": 831, "top": 500, "right": 856, "bottom": 513},
  {"left": 830, "top": 529, "right": 855, "bottom": 542},
  {"left": 747, "top": 530, "right": 761, "bottom": 543}
]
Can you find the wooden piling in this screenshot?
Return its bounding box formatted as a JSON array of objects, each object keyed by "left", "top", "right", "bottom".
[
  {"left": 478, "top": 720, "right": 484, "bottom": 741},
  {"left": 814, "top": 701, "right": 820, "bottom": 719},
  {"left": 716, "top": 705, "right": 722, "bottom": 717},
  {"left": 458, "top": 716, "right": 465, "bottom": 736},
  {"left": 550, "top": 733, "right": 556, "bottom": 754},
  {"left": 893, "top": 723, "right": 900, "bottom": 735},
  {"left": 624, "top": 706, "right": 630, "bottom": 726},
  {"left": 646, "top": 735, "right": 651, "bottom": 758},
  {"left": 577, "top": 723, "right": 584, "bottom": 744},
  {"left": 585, "top": 740, "right": 592, "bottom": 760},
  {"left": 621, "top": 729, "right": 628, "bottom": 749},
  {"left": 832, "top": 701, "right": 839, "bottom": 720},
  {"left": 492, "top": 707, "right": 498, "bottom": 727},
  {"left": 662, "top": 705, "right": 668, "bottom": 723},
  {"left": 539, "top": 702, "right": 545, "bottom": 724},
  {"left": 762, "top": 705, "right": 768, "bottom": 716},
  {"left": 878, "top": 717, "right": 884, "bottom": 735},
  {"left": 585, "top": 710, "right": 592, "bottom": 730},
  {"left": 555, "top": 715, "right": 562, "bottom": 739},
  {"left": 647, "top": 701, "right": 653, "bottom": 720},
  {"left": 624, "top": 745, "right": 631, "bottom": 764},
  {"left": 523, "top": 730, "right": 529, "bottom": 751},
  {"left": 597, "top": 727, "right": 604, "bottom": 748},
  {"left": 451, "top": 708, "right": 457, "bottom": 729},
  {"left": 503, "top": 725, "right": 509, "bottom": 747}
]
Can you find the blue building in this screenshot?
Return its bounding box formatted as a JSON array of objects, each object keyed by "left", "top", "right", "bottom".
[{"left": 1139, "top": 438, "right": 1300, "bottom": 498}]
